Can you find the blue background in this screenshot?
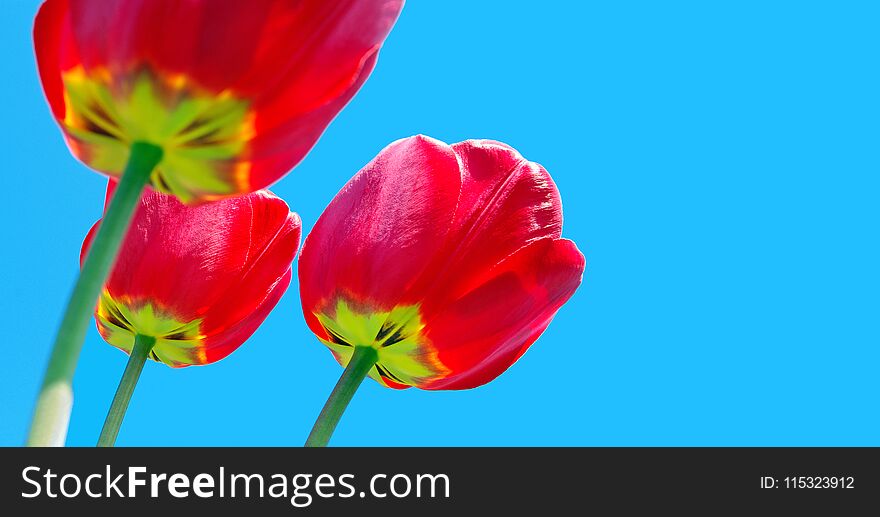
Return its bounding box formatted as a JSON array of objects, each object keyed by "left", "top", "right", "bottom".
[{"left": 1, "top": 1, "right": 877, "bottom": 446}]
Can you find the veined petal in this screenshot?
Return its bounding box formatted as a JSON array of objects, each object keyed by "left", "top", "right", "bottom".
[
  {"left": 298, "top": 135, "right": 461, "bottom": 343},
  {"left": 198, "top": 268, "right": 293, "bottom": 366},
  {"left": 422, "top": 238, "right": 585, "bottom": 390},
  {"left": 422, "top": 139, "right": 564, "bottom": 308}
]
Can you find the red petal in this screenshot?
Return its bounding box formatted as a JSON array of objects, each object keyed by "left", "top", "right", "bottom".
[
  {"left": 198, "top": 208, "right": 301, "bottom": 339},
  {"left": 298, "top": 135, "right": 461, "bottom": 337},
  {"left": 242, "top": 0, "right": 404, "bottom": 105},
  {"left": 422, "top": 238, "right": 585, "bottom": 390},
  {"left": 243, "top": 0, "right": 405, "bottom": 189},
  {"left": 33, "top": 0, "right": 70, "bottom": 120},
  {"left": 423, "top": 140, "right": 563, "bottom": 308},
  {"left": 101, "top": 0, "right": 273, "bottom": 92},
  {"left": 198, "top": 268, "right": 292, "bottom": 365},
  {"left": 54, "top": 0, "right": 404, "bottom": 94},
  {"left": 246, "top": 52, "right": 381, "bottom": 192}
]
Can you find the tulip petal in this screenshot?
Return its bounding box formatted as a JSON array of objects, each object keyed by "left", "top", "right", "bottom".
[
  {"left": 57, "top": 0, "right": 405, "bottom": 98},
  {"left": 298, "top": 135, "right": 461, "bottom": 342},
  {"left": 198, "top": 209, "right": 301, "bottom": 340},
  {"left": 424, "top": 140, "right": 563, "bottom": 307},
  {"left": 246, "top": 49, "right": 381, "bottom": 192},
  {"left": 34, "top": 0, "right": 69, "bottom": 120},
  {"left": 197, "top": 268, "right": 293, "bottom": 366},
  {"left": 422, "top": 238, "right": 585, "bottom": 390},
  {"left": 243, "top": 0, "right": 405, "bottom": 108}
]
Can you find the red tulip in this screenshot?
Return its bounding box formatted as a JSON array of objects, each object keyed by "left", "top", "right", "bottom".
[
  {"left": 299, "top": 136, "right": 585, "bottom": 390},
  {"left": 35, "top": 0, "right": 405, "bottom": 203},
  {"left": 82, "top": 183, "right": 301, "bottom": 366}
]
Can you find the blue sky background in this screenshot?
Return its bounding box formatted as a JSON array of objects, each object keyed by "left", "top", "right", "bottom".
[{"left": 1, "top": 1, "right": 878, "bottom": 446}]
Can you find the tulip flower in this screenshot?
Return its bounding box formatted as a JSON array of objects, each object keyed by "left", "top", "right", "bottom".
[
  {"left": 299, "top": 136, "right": 585, "bottom": 445},
  {"left": 28, "top": 0, "right": 403, "bottom": 445},
  {"left": 82, "top": 183, "right": 301, "bottom": 446},
  {"left": 35, "top": 0, "right": 404, "bottom": 202}
]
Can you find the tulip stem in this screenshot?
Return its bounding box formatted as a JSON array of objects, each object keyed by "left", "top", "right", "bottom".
[
  {"left": 97, "top": 334, "right": 156, "bottom": 447},
  {"left": 305, "top": 346, "right": 378, "bottom": 447},
  {"left": 27, "top": 142, "right": 162, "bottom": 446}
]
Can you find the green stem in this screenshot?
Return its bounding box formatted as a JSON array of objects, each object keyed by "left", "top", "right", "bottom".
[
  {"left": 27, "top": 142, "right": 162, "bottom": 447},
  {"left": 97, "top": 334, "right": 156, "bottom": 447},
  {"left": 305, "top": 346, "right": 378, "bottom": 447}
]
